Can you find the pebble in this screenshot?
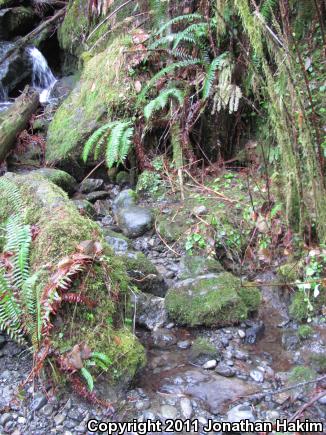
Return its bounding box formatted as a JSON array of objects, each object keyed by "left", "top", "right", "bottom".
[
  {"left": 177, "top": 340, "right": 191, "bottom": 349},
  {"left": 160, "top": 405, "right": 178, "bottom": 419},
  {"left": 54, "top": 414, "right": 66, "bottom": 426},
  {"left": 180, "top": 398, "right": 193, "bottom": 419},
  {"left": 202, "top": 360, "right": 217, "bottom": 370},
  {"left": 250, "top": 369, "right": 265, "bottom": 383},
  {"left": 42, "top": 404, "right": 54, "bottom": 417},
  {"left": 0, "top": 413, "right": 12, "bottom": 426},
  {"left": 227, "top": 404, "right": 255, "bottom": 422},
  {"left": 31, "top": 394, "right": 47, "bottom": 412},
  {"left": 17, "top": 416, "right": 26, "bottom": 424},
  {"left": 216, "top": 362, "right": 235, "bottom": 377},
  {"left": 238, "top": 329, "right": 246, "bottom": 338}
]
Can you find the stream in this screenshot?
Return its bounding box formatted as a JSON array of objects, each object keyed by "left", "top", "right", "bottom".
[{"left": 0, "top": 178, "right": 325, "bottom": 434}]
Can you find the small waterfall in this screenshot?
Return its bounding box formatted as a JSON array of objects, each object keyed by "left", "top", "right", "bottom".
[{"left": 28, "top": 47, "right": 56, "bottom": 103}]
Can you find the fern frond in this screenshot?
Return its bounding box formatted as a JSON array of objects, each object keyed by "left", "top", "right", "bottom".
[
  {"left": 80, "top": 367, "right": 94, "bottom": 392},
  {"left": 149, "top": 34, "right": 176, "bottom": 49},
  {"left": 172, "top": 22, "right": 209, "bottom": 49},
  {"left": 118, "top": 126, "right": 134, "bottom": 164},
  {"left": 106, "top": 121, "right": 133, "bottom": 168},
  {"left": 260, "top": 0, "right": 277, "bottom": 22},
  {"left": 138, "top": 59, "right": 202, "bottom": 103},
  {"left": 144, "top": 88, "right": 184, "bottom": 120},
  {"left": 203, "top": 52, "right": 229, "bottom": 99},
  {"left": 154, "top": 13, "right": 203, "bottom": 36},
  {"left": 92, "top": 352, "right": 112, "bottom": 368},
  {"left": 82, "top": 121, "right": 116, "bottom": 162},
  {"left": 0, "top": 177, "right": 24, "bottom": 215}
]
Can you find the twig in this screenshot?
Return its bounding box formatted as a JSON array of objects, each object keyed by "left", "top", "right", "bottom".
[
  {"left": 288, "top": 390, "right": 326, "bottom": 422},
  {"left": 154, "top": 219, "right": 181, "bottom": 257},
  {"left": 80, "top": 160, "right": 105, "bottom": 184}
]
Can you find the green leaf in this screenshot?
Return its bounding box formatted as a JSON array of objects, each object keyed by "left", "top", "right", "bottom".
[{"left": 80, "top": 367, "right": 94, "bottom": 392}]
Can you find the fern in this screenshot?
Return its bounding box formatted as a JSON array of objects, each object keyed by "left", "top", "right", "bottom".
[
  {"left": 83, "top": 120, "right": 134, "bottom": 168},
  {"left": 154, "top": 13, "right": 203, "bottom": 36},
  {"left": 80, "top": 367, "right": 94, "bottom": 392},
  {"left": 172, "top": 22, "right": 209, "bottom": 49},
  {"left": 92, "top": 352, "right": 112, "bottom": 368},
  {"left": 0, "top": 177, "right": 24, "bottom": 215},
  {"left": 203, "top": 52, "right": 230, "bottom": 99},
  {"left": 260, "top": 0, "right": 277, "bottom": 22},
  {"left": 144, "top": 88, "right": 184, "bottom": 120},
  {"left": 137, "top": 59, "right": 202, "bottom": 103}
]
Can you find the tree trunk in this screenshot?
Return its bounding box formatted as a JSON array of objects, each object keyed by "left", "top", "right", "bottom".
[{"left": 0, "top": 88, "right": 39, "bottom": 163}]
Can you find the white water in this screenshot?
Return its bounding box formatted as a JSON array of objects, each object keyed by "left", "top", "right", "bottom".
[{"left": 28, "top": 47, "right": 57, "bottom": 103}]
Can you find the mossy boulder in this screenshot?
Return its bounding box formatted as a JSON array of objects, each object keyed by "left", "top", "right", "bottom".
[
  {"left": 71, "top": 199, "right": 96, "bottom": 218},
  {"left": 178, "top": 255, "right": 224, "bottom": 279},
  {"left": 31, "top": 168, "right": 77, "bottom": 194},
  {"left": 189, "top": 338, "right": 219, "bottom": 364},
  {"left": 0, "top": 6, "right": 37, "bottom": 38},
  {"left": 103, "top": 229, "right": 131, "bottom": 253},
  {"left": 0, "top": 173, "right": 145, "bottom": 388},
  {"left": 165, "top": 273, "right": 261, "bottom": 327},
  {"left": 119, "top": 251, "right": 168, "bottom": 297},
  {"left": 46, "top": 36, "right": 135, "bottom": 165}
]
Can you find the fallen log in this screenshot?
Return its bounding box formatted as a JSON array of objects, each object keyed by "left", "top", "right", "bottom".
[{"left": 0, "top": 87, "right": 39, "bottom": 163}]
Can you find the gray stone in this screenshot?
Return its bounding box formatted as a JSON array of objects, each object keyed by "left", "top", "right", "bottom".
[
  {"left": 250, "top": 368, "right": 265, "bottom": 383},
  {"left": 192, "top": 205, "right": 208, "bottom": 216},
  {"left": 227, "top": 403, "right": 255, "bottom": 423},
  {"left": 282, "top": 331, "right": 300, "bottom": 350},
  {"left": 215, "top": 362, "right": 235, "bottom": 377},
  {"left": 0, "top": 413, "right": 12, "bottom": 426},
  {"left": 112, "top": 189, "right": 137, "bottom": 212},
  {"left": 79, "top": 178, "right": 104, "bottom": 193},
  {"left": 160, "top": 405, "right": 178, "bottom": 419},
  {"left": 54, "top": 414, "right": 66, "bottom": 426},
  {"left": 94, "top": 199, "right": 111, "bottom": 216},
  {"left": 31, "top": 393, "right": 47, "bottom": 412},
  {"left": 17, "top": 416, "right": 26, "bottom": 424},
  {"left": 234, "top": 349, "right": 248, "bottom": 360},
  {"left": 135, "top": 292, "right": 167, "bottom": 331},
  {"left": 84, "top": 191, "right": 109, "bottom": 203},
  {"left": 245, "top": 321, "right": 265, "bottom": 344},
  {"left": 203, "top": 360, "right": 217, "bottom": 370},
  {"left": 238, "top": 329, "right": 246, "bottom": 338},
  {"left": 152, "top": 329, "right": 177, "bottom": 348},
  {"left": 180, "top": 398, "right": 193, "bottom": 419},
  {"left": 104, "top": 229, "right": 130, "bottom": 254},
  {"left": 116, "top": 206, "right": 153, "bottom": 238},
  {"left": 41, "top": 404, "right": 54, "bottom": 417},
  {"left": 72, "top": 199, "right": 96, "bottom": 218},
  {"left": 177, "top": 340, "right": 191, "bottom": 349}
]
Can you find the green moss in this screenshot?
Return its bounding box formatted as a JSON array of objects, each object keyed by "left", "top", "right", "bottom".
[
  {"left": 165, "top": 272, "right": 261, "bottom": 327},
  {"left": 297, "top": 325, "right": 313, "bottom": 340},
  {"left": 190, "top": 338, "right": 219, "bottom": 361},
  {"left": 0, "top": 173, "right": 145, "bottom": 387},
  {"left": 290, "top": 288, "right": 326, "bottom": 321},
  {"left": 46, "top": 35, "right": 135, "bottom": 164},
  {"left": 277, "top": 262, "right": 301, "bottom": 283},
  {"left": 156, "top": 216, "right": 189, "bottom": 243},
  {"left": 31, "top": 168, "right": 76, "bottom": 194},
  {"left": 58, "top": 0, "right": 89, "bottom": 56},
  {"left": 309, "top": 353, "right": 326, "bottom": 374},
  {"left": 288, "top": 366, "right": 317, "bottom": 384}
]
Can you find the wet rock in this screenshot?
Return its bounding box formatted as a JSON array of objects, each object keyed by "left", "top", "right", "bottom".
[
  {"left": 93, "top": 199, "right": 111, "bottom": 216},
  {"left": 51, "top": 76, "right": 77, "bottom": 101},
  {"left": 215, "top": 362, "right": 235, "bottom": 377},
  {"left": 160, "top": 405, "right": 178, "bottom": 419},
  {"left": 72, "top": 199, "right": 96, "bottom": 218},
  {"left": 177, "top": 340, "right": 191, "bottom": 349},
  {"left": 79, "top": 178, "right": 104, "bottom": 194},
  {"left": 165, "top": 273, "right": 261, "bottom": 327},
  {"left": 203, "top": 360, "right": 217, "bottom": 370},
  {"left": 0, "top": 7, "right": 37, "bottom": 39},
  {"left": 180, "top": 398, "right": 193, "bottom": 419},
  {"left": 120, "top": 251, "right": 167, "bottom": 297},
  {"left": 245, "top": 321, "right": 265, "bottom": 344},
  {"left": 112, "top": 189, "right": 137, "bottom": 211},
  {"left": 32, "top": 168, "right": 76, "bottom": 195},
  {"left": 84, "top": 191, "right": 109, "bottom": 202},
  {"left": 103, "top": 229, "right": 130, "bottom": 253},
  {"left": 192, "top": 205, "right": 207, "bottom": 216},
  {"left": 184, "top": 370, "right": 258, "bottom": 414},
  {"left": 135, "top": 292, "right": 167, "bottom": 331},
  {"left": 234, "top": 349, "right": 248, "bottom": 361},
  {"left": 177, "top": 255, "right": 223, "bottom": 280},
  {"left": 31, "top": 393, "right": 47, "bottom": 412},
  {"left": 116, "top": 171, "right": 130, "bottom": 186},
  {"left": 227, "top": 403, "right": 255, "bottom": 422},
  {"left": 282, "top": 331, "right": 300, "bottom": 350},
  {"left": 189, "top": 338, "right": 219, "bottom": 365},
  {"left": 116, "top": 206, "right": 153, "bottom": 238},
  {"left": 238, "top": 329, "right": 246, "bottom": 338},
  {"left": 152, "top": 329, "right": 177, "bottom": 348},
  {"left": 250, "top": 368, "right": 265, "bottom": 383}
]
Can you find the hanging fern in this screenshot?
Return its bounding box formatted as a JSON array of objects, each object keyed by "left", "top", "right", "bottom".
[
  {"left": 202, "top": 52, "right": 230, "bottom": 99},
  {"left": 82, "top": 120, "right": 134, "bottom": 168},
  {"left": 137, "top": 59, "right": 202, "bottom": 103},
  {"left": 154, "top": 13, "right": 203, "bottom": 35},
  {"left": 144, "top": 88, "right": 184, "bottom": 120}
]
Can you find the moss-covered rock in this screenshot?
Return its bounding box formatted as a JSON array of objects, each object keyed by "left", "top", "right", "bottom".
[
  {"left": 189, "top": 337, "right": 219, "bottom": 364},
  {"left": 119, "top": 251, "right": 168, "bottom": 297},
  {"left": 178, "top": 255, "right": 224, "bottom": 279},
  {"left": 309, "top": 353, "right": 326, "bottom": 373},
  {"left": 297, "top": 324, "right": 313, "bottom": 340},
  {"left": 31, "top": 168, "right": 77, "bottom": 194},
  {"left": 0, "top": 6, "right": 37, "bottom": 38},
  {"left": 46, "top": 36, "right": 135, "bottom": 164},
  {"left": 0, "top": 173, "right": 145, "bottom": 387},
  {"left": 165, "top": 273, "right": 261, "bottom": 327}
]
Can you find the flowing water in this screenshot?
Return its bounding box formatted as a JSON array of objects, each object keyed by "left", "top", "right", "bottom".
[
  {"left": 27, "top": 46, "right": 57, "bottom": 103},
  {"left": 0, "top": 46, "right": 56, "bottom": 110}
]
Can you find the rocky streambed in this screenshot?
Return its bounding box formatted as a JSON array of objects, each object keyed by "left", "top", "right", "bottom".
[{"left": 0, "top": 170, "right": 325, "bottom": 435}]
